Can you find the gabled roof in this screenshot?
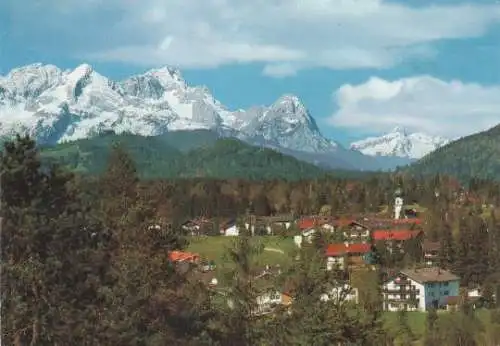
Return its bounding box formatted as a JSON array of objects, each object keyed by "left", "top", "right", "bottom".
[
  {"left": 372, "top": 230, "right": 422, "bottom": 241},
  {"left": 297, "top": 216, "right": 335, "bottom": 230},
  {"left": 400, "top": 267, "right": 460, "bottom": 284},
  {"left": 325, "top": 243, "right": 371, "bottom": 257},
  {"left": 298, "top": 218, "right": 316, "bottom": 230}
]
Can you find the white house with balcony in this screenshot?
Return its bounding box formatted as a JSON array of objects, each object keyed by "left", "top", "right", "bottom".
[{"left": 383, "top": 267, "right": 460, "bottom": 312}]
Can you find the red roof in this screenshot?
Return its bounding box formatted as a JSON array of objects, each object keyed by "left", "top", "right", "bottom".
[
  {"left": 298, "top": 217, "right": 335, "bottom": 231},
  {"left": 325, "top": 243, "right": 371, "bottom": 257},
  {"left": 169, "top": 251, "right": 200, "bottom": 263},
  {"left": 298, "top": 218, "right": 316, "bottom": 230},
  {"left": 372, "top": 230, "right": 422, "bottom": 241}
]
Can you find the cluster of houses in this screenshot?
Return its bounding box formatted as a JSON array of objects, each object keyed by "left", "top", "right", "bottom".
[
  {"left": 169, "top": 196, "right": 483, "bottom": 315},
  {"left": 169, "top": 250, "right": 474, "bottom": 316}
]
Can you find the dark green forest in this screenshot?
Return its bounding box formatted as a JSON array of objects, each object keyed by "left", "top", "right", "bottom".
[
  {"left": 406, "top": 124, "right": 500, "bottom": 182},
  {"left": 4, "top": 133, "right": 500, "bottom": 345},
  {"left": 40, "top": 131, "right": 373, "bottom": 181}
]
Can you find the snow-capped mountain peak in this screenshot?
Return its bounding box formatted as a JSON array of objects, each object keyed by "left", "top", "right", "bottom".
[
  {"left": 350, "top": 127, "right": 449, "bottom": 159},
  {"left": 269, "top": 94, "right": 315, "bottom": 125},
  {"left": 144, "top": 66, "right": 185, "bottom": 87},
  {"left": 390, "top": 126, "right": 407, "bottom": 135},
  {"left": 273, "top": 94, "right": 304, "bottom": 109},
  {"left": 0, "top": 63, "right": 337, "bottom": 153},
  {"left": 228, "top": 93, "right": 337, "bottom": 152},
  {"left": 1, "top": 63, "right": 64, "bottom": 101}
]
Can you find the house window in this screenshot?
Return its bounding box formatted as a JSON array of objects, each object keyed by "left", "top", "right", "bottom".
[
  {"left": 444, "top": 290, "right": 449, "bottom": 295},
  {"left": 443, "top": 282, "right": 449, "bottom": 287}
]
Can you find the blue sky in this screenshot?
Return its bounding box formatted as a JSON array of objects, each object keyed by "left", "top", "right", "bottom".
[{"left": 1, "top": 0, "right": 500, "bottom": 145}]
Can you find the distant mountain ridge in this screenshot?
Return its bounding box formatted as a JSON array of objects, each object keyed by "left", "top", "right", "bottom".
[
  {"left": 0, "top": 62, "right": 443, "bottom": 171},
  {"left": 350, "top": 127, "right": 450, "bottom": 159}
]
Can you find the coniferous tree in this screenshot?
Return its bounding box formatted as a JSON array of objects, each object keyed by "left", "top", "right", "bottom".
[
  {"left": 1, "top": 134, "right": 111, "bottom": 344},
  {"left": 272, "top": 243, "right": 380, "bottom": 346},
  {"left": 215, "top": 222, "right": 266, "bottom": 346},
  {"left": 95, "top": 143, "right": 206, "bottom": 345},
  {"left": 438, "top": 222, "right": 455, "bottom": 270}
]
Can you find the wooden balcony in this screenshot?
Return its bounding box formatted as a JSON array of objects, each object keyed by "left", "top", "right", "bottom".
[{"left": 383, "top": 288, "right": 420, "bottom": 295}]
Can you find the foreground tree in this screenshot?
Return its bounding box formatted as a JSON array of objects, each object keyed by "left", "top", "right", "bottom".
[
  {"left": 211, "top": 220, "right": 267, "bottom": 345},
  {"left": 269, "top": 243, "right": 384, "bottom": 346},
  {"left": 94, "top": 142, "right": 215, "bottom": 345},
  {"left": 1, "top": 134, "right": 111, "bottom": 344}
]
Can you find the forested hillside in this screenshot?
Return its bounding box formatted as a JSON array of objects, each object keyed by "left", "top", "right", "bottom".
[
  {"left": 407, "top": 124, "right": 500, "bottom": 182},
  {"left": 39, "top": 131, "right": 373, "bottom": 180}
]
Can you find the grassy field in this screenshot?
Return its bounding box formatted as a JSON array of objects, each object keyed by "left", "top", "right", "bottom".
[
  {"left": 186, "top": 236, "right": 296, "bottom": 284},
  {"left": 383, "top": 311, "right": 427, "bottom": 339},
  {"left": 383, "top": 309, "right": 493, "bottom": 345}
]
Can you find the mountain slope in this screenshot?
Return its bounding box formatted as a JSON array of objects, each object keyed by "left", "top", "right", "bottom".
[
  {"left": 406, "top": 124, "right": 500, "bottom": 181},
  {"left": 350, "top": 127, "right": 449, "bottom": 159},
  {"left": 39, "top": 132, "right": 339, "bottom": 180}
]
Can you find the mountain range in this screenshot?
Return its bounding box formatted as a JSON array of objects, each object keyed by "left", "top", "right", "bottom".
[
  {"left": 350, "top": 127, "right": 450, "bottom": 160},
  {"left": 0, "top": 63, "right": 450, "bottom": 171}
]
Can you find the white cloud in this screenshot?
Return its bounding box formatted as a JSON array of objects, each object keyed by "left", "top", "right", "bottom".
[
  {"left": 328, "top": 76, "right": 500, "bottom": 139},
  {"left": 5, "top": 0, "right": 500, "bottom": 75}
]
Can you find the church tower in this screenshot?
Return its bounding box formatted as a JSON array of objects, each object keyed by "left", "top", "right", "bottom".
[{"left": 394, "top": 187, "right": 404, "bottom": 220}]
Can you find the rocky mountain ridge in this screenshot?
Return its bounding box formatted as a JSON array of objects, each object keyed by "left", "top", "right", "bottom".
[{"left": 0, "top": 63, "right": 445, "bottom": 170}]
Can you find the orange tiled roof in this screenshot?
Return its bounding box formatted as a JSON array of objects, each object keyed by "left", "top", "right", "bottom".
[{"left": 169, "top": 251, "right": 200, "bottom": 262}]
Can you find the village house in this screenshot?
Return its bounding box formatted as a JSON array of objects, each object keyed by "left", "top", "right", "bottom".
[
  {"left": 320, "top": 283, "right": 359, "bottom": 304},
  {"left": 364, "top": 217, "right": 423, "bottom": 230},
  {"left": 333, "top": 219, "right": 371, "bottom": 243},
  {"left": 224, "top": 269, "right": 292, "bottom": 316},
  {"left": 382, "top": 267, "right": 460, "bottom": 312},
  {"left": 422, "top": 240, "right": 441, "bottom": 266},
  {"left": 297, "top": 216, "right": 336, "bottom": 233},
  {"left": 223, "top": 289, "right": 292, "bottom": 317},
  {"left": 293, "top": 216, "right": 336, "bottom": 247},
  {"left": 258, "top": 214, "right": 296, "bottom": 234},
  {"left": 325, "top": 243, "right": 373, "bottom": 271},
  {"left": 404, "top": 207, "right": 419, "bottom": 218},
  {"left": 372, "top": 229, "right": 423, "bottom": 253},
  {"left": 254, "top": 290, "right": 290, "bottom": 316},
  {"left": 168, "top": 250, "right": 200, "bottom": 264},
  {"left": 219, "top": 218, "right": 256, "bottom": 236},
  {"left": 443, "top": 287, "right": 488, "bottom": 311},
  {"left": 181, "top": 217, "right": 213, "bottom": 236},
  {"left": 294, "top": 216, "right": 370, "bottom": 248}
]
